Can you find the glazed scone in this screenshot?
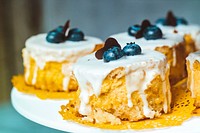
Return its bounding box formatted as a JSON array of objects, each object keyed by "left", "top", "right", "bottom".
[
  {"left": 156, "top": 11, "right": 200, "bottom": 55},
  {"left": 22, "top": 21, "right": 103, "bottom": 92},
  {"left": 186, "top": 51, "right": 200, "bottom": 107},
  {"left": 111, "top": 20, "right": 186, "bottom": 85},
  {"left": 69, "top": 39, "right": 171, "bottom": 125}
]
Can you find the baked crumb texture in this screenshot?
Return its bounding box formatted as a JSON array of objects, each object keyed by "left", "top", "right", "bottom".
[
  {"left": 187, "top": 60, "right": 200, "bottom": 107},
  {"left": 184, "top": 34, "right": 196, "bottom": 56},
  {"left": 155, "top": 42, "right": 187, "bottom": 85},
  {"left": 24, "top": 57, "right": 78, "bottom": 92},
  {"left": 60, "top": 78, "right": 195, "bottom": 130}
]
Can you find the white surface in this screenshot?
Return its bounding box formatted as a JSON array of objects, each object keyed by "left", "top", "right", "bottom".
[{"left": 11, "top": 88, "right": 200, "bottom": 133}]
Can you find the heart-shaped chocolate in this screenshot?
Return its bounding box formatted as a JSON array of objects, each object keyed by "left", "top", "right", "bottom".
[
  {"left": 166, "top": 11, "right": 177, "bottom": 26},
  {"left": 135, "top": 20, "right": 151, "bottom": 39},
  {"left": 63, "top": 20, "right": 70, "bottom": 34},
  {"left": 95, "top": 38, "right": 121, "bottom": 59}
]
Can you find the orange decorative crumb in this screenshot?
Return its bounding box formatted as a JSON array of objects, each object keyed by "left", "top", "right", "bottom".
[
  {"left": 59, "top": 79, "right": 196, "bottom": 130},
  {"left": 12, "top": 75, "right": 77, "bottom": 100}
]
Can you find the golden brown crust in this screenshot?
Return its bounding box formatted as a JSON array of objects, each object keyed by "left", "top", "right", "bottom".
[{"left": 184, "top": 34, "right": 196, "bottom": 56}]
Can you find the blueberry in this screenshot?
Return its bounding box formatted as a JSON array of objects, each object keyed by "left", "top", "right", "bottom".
[
  {"left": 176, "top": 18, "right": 188, "bottom": 25},
  {"left": 123, "top": 42, "right": 141, "bottom": 56},
  {"left": 55, "top": 26, "right": 65, "bottom": 33},
  {"left": 103, "top": 46, "right": 123, "bottom": 62},
  {"left": 46, "top": 30, "right": 65, "bottom": 43},
  {"left": 143, "top": 26, "right": 163, "bottom": 40},
  {"left": 128, "top": 25, "right": 141, "bottom": 36},
  {"left": 67, "top": 28, "right": 84, "bottom": 41},
  {"left": 156, "top": 18, "right": 167, "bottom": 25}
]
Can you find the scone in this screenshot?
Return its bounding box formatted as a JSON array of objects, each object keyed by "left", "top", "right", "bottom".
[
  {"left": 17, "top": 20, "right": 103, "bottom": 92},
  {"left": 111, "top": 20, "right": 186, "bottom": 85},
  {"left": 62, "top": 38, "right": 171, "bottom": 125},
  {"left": 186, "top": 51, "right": 200, "bottom": 107},
  {"left": 156, "top": 11, "right": 200, "bottom": 55}
]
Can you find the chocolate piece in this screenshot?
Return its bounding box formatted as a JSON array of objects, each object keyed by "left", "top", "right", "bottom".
[
  {"left": 95, "top": 38, "right": 121, "bottom": 59},
  {"left": 166, "top": 11, "right": 177, "bottom": 26},
  {"left": 135, "top": 20, "right": 151, "bottom": 39},
  {"left": 64, "top": 20, "right": 70, "bottom": 33},
  {"left": 174, "top": 29, "right": 178, "bottom": 33}
]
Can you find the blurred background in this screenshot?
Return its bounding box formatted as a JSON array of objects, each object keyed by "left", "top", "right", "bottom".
[{"left": 0, "top": 0, "right": 200, "bottom": 132}]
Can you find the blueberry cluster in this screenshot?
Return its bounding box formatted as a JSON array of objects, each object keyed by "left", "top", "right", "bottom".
[
  {"left": 103, "top": 46, "right": 123, "bottom": 62},
  {"left": 143, "top": 26, "right": 162, "bottom": 40},
  {"left": 156, "top": 18, "right": 187, "bottom": 26},
  {"left": 46, "top": 20, "right": 84, "bottom": 43},
  {"left": 103, "top": 42, "right": 142, "bottom": 62},
  {"left": 156, "top": 11, "right": 188, "bottom": 26},
  {"left": 128, "top": 20, "right": 163, "bottom": 40},
  {"left": 128, "top": 25, "right": 140, "bottom": 36}
]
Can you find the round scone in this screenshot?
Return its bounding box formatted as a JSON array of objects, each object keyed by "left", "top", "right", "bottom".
[
  {"left": 186, "top": 51, "right": 200, "bottom": 107},
  {"left": 156, "top": 11, "right": 200, "bottom": 54},
  {"left": 22, "top": 21, "right": 103, "bottom": 92},
  {"left": 111, "top": 20, "right": 186, "bottom": 85},
  {"left": 69, "top": 38, "right": 171, "bottom": 124}
]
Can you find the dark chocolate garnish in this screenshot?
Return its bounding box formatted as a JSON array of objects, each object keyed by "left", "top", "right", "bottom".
[
  {"left": 166, "top": 11, "right": 177, "bottom": 26},
  {"left": 95, "top": 38, "right": 121, "bottom": 59},
  {"left": 63, "top": 20, "right": 70, "bottom": 34},
  {"left": 174, "top": 29, "right": 178, "bottom": 33},
  {"left": 135, "top": 20, "right": 151, "bottom": 39}
]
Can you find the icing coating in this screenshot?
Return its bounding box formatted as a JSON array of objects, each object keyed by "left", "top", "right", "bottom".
[
  {"left": 111, "top": 32, "right": 183, "bottom": 67},
  {"left": 111, "top": 32, "right": 183, "bottom": 49},
  {"left": 186, "top": 51, "right": 200, "bottom": 97},
  {"left": 158, "top": 24, "right": 200, "bottom": 49},
  {"left": 23, "top": 33, "right": 103, "bottom": 90},
  {"left": 25, "top": 33, "right": 103, "bottom": 68},
  {"left": 73, "top": 50, "right": 170, "bottom": 118}
]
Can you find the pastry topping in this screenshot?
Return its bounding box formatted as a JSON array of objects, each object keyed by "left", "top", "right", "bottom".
[
  {"left": 128, "top": 20, "right": 162, "bottom": 40},
  {"left": 123, "top": 42, "right": 141, "bottom": 56},
  {"left": 174, "top": 30, "right": 178, "bottom": 33},
  {"left": 135, "top": 20, "right": 151, "bottom": 39},
  {"left": 95, "top": 38, "right": 142, "bottom": 62},
  {"left": 95, "top": 38, "right": 121, "bottom": 59},
  {"left": 46, "top": 20, "right": 70, "bottom": 43},
  {"left": 128, "top": 25, "right": 141, "bottom": 36},
  {"left": 143, "top": 26, "right": 163, "bottom": 40},
  {"left": 103, "top": 46, "right": 123, "bottom": 62},
  {"left": 67, "top": 28, "right": 84, "bottom": 41},
  {"left": 46, "top": 20, "right": 84, "bottom": 43},
  {"left": 156, "top": 11, "right": 188, "bottom": 26}
]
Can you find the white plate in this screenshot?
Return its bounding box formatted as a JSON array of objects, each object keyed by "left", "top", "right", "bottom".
[{"left": 11, "top": 88, "right": 200, "bottom": 133}]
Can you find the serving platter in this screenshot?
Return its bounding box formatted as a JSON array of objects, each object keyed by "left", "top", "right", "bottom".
[{"left": 11, "top": 88, "right": 200, "bottom": 133}]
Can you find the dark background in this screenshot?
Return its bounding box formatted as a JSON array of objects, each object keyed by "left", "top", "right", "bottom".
[{"left": 0, "top": 0, "right": 200, "bottom": 132}]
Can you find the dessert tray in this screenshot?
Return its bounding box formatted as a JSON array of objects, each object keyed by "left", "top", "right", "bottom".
[{"left": 11, "top": 88, "right": 200, "bottom": 133}]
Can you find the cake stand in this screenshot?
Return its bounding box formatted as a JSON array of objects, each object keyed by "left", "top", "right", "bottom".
[{"left": 11, "top": 88, "right": 200, "bottom": 133}]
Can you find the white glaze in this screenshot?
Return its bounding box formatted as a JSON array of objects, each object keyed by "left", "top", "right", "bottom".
[
  {"left": 22, "top": 49, "right": 30, "bottom": 82},
  {"left": 110, "top": 32, "right": 183, "bottom": 49},
  {"left": 186, "top": 51, "right": 200, "bottom": 97},
  {"left": 23, "top": 33, "right": 103, "bottom": 90},
  {"left": 73, "top": 50, "right": 170, "bottom": 118},
  {"left": 32, "top": 66, "right": 38, "bottom": 85},
  {"left": 111, "top": 32, "right": 183, "bottom": 67},
  {"left": 195, "top": 34, "right": 200, "bottom": 50},
  {"left": 25, "top": 34, "right": 103, "bottom": 69},
  {"left": 158, "top": 24, "right": 200, "bottom": 50}
]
